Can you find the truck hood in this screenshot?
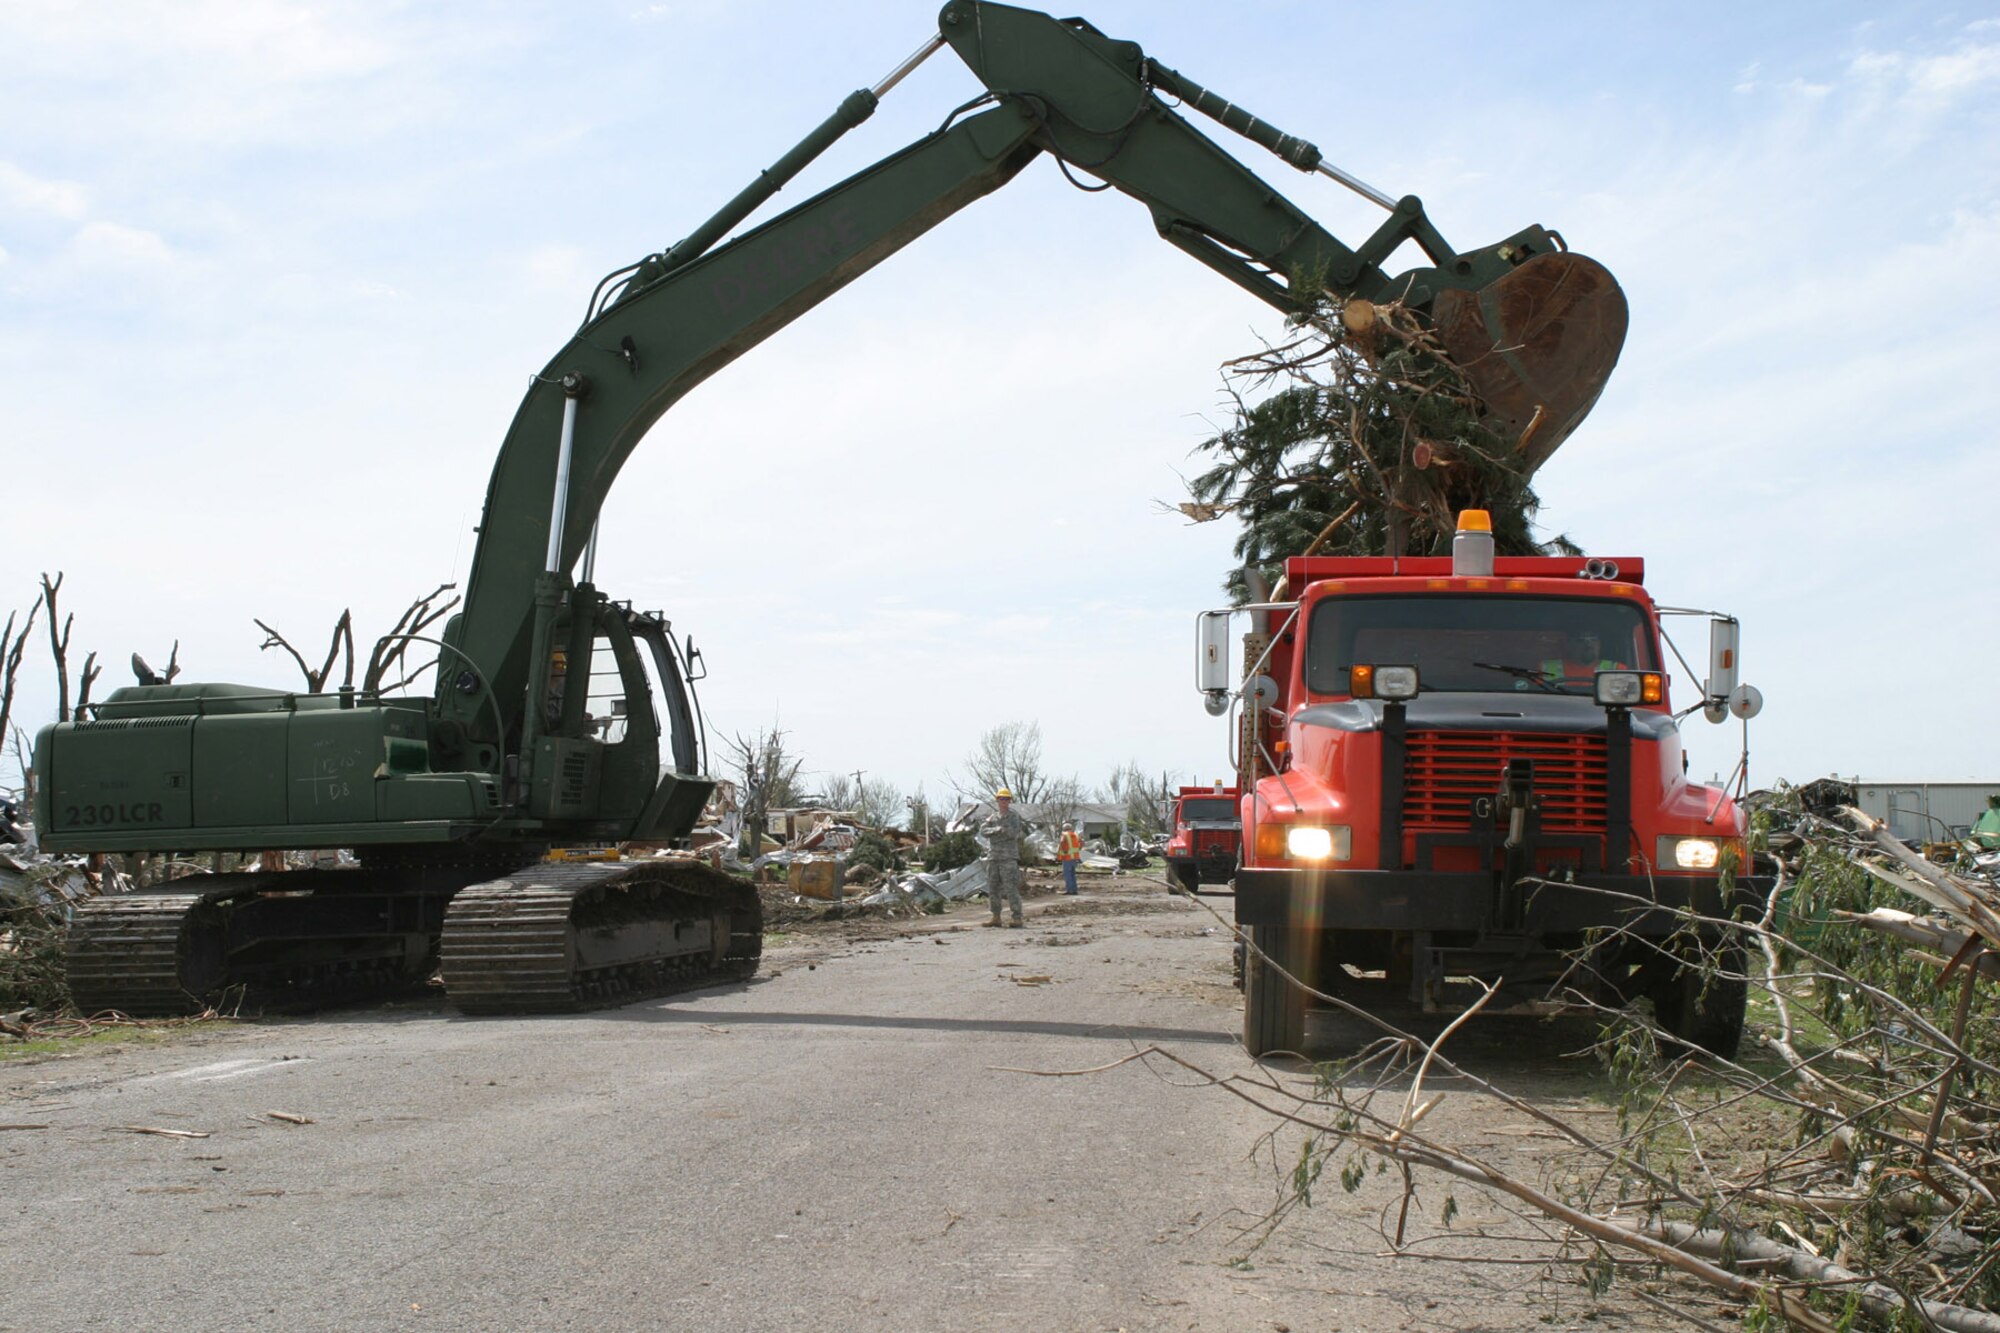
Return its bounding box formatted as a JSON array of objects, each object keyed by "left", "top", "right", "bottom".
[{"left": 1295, "top": 694, "right": 1678, "bottom": 741}]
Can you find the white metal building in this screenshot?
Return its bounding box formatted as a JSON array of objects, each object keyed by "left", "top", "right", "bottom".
[{"left": 1854, "top": 781, "right": 2000, "bottom": 843}]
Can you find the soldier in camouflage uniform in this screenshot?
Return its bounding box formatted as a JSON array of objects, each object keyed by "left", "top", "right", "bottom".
[{"left": 980, "top": 788, "right": 1027, "bottom": 928}]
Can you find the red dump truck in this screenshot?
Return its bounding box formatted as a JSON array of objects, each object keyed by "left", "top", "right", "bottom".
[
  {"left": 1164, "top": 784, "right": 1242, "bottom": 893},
  {"left": 1198, "top": 511, "right": 1767, "bottom": 1057}
]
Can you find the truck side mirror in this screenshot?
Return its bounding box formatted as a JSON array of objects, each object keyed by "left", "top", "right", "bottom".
[
  {"left": 1704, "top": 616, "right": 1740, "bottom": 713},
  {"left": 1196, "top": 611, "right": 1233, "bottom": 707}
]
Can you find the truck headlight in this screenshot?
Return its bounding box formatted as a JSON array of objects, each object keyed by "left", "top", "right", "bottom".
[
  {"left": 1284, "top": 825, "right": 1352, "bottom": 861},
  {"left": 1374, "top": 665, "right": 1419, "bottom": 700},
  {"left": 1657, "top": 836, "right": 1741, "bottom": 871},
  {"left": 1595, "top": 671, "right": 1663, "bottom": 706}
]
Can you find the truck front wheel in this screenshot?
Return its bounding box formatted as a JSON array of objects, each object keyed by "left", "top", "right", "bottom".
[
  {"left": 1242, "top": 925, "right": 1307, "bottom": 1057},
  {"left": 1651, "top": 945, "right": 1747, "bottom": 1059}
]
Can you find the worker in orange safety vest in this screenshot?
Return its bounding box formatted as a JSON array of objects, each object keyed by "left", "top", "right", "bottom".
[{"left": 1056, "top": 821, "right": 1084, "bottom": 895}]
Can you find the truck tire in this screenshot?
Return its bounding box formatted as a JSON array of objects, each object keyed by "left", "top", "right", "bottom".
[
  {"left": 1652, "top": 945, "right": 1747, "bottom": 1060},
  {"left": 1242, "top": 925, "right": 1307, "bottom": 1057},
  {"left": 1171, "top": 862, "right": 1200, "bottom": 895}
]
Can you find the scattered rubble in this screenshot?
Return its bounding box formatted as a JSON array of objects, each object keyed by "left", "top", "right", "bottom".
[{"left": 1203, "top": 779, "right": 2000, "bottom": 1329}]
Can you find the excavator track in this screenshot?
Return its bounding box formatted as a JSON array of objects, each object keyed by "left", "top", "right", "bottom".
[
  {"left": 63, "top": 856, "right": 534, "bottom": 1017},
  {"left": 65, "top": 893, "right": 226, "bottom": 1016},
  {"left": 439, "top": 859, "right": 761, "bottom": 1014}
]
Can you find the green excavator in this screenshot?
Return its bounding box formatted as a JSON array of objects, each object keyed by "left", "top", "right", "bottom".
[{"left": 34, "top": 1, "right": 1628, "bottom": 1015}]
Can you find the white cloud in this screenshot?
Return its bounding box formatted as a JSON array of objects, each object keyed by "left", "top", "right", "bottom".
[
  {"left": 3, "top": 0, "right": 396, "bottom": 83},
  {"left": 1847, "top": 31, "right": 2000, "bottom": 112},
  {"left": 262, "top": 271, "right": 406, "bottom": 312},
  {"left": 65, "top": 221, "right": 177, "bottom": 272},
  {"left": 0, "top": 161, "right": 87, "bottom": 220},
  {"left": 521, "top": 245, "right": 590, "bottom": 296},
  {"left": 0, "top": 1, "right": 475, "bottom": 155},
  {"left": 629, "top": 2, "right": 741, "bottom": 25}
]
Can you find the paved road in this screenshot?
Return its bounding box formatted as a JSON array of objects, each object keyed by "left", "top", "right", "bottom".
[{"left": 3, "top": 880, "right": 1675, "bottom": 1332}]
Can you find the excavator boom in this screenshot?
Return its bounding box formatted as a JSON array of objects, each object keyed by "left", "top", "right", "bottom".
[{"left": 440, "top": 0, "right": 1627, "bottom": 742}]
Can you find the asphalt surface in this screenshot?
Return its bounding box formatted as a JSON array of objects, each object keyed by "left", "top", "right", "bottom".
[{"left": 3, "top": 877, "right": 1684, "bottom": 1332}]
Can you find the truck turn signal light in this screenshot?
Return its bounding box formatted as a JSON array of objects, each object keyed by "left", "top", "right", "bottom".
[{"left": 1349, "top": 664, "right": 1419, "bottom": 700}]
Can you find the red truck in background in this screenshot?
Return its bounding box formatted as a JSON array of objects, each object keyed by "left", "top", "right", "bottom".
[
  {"left": 1164, "top": 784, "right": 1242, "bottom": 893},
  {"left": 1198, "top": 511, "right": 1767, "bottom": 1058}
]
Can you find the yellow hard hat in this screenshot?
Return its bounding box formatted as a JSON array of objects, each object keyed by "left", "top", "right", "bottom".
[{"left": 995, "top": 787, "right": 1012, "bottom": 799}]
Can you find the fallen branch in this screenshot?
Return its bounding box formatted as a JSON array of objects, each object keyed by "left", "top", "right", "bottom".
[
  {"left": 1841, "top": 908, "right": 2000, "bottom": 981},
  {"left": 1636, "top": 1220, "right": 2000, "bottom": 1333}
]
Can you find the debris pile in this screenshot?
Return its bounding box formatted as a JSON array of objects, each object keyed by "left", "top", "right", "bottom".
[
  {"left": 1165, "top": 778, "right": 2000, "bottom": 1330},
  {"left": 1, "top": 844, "right": 122, "bottom": 1014}
]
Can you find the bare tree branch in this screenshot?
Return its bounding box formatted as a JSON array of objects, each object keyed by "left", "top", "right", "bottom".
[
  {"left": 40, "top": 573, "right": 72, "bottom": 722},
  {"left": 0, "top": 592, "right": 43, "bottom": 758},
  {"left": 363, "top": 583, "right": 460, "bottom": 693},
  {"left": 256, "top": 609, "right": 353, "bottom": 692}
]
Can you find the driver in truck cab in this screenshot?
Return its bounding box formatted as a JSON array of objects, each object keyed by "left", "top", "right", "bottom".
[{"left": 1541, "top": 631, "right": 1624, "bottom": 686}]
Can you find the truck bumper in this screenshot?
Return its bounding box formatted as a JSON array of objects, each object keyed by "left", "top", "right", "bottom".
[
  {"left": 1234, "top": 867, "right": 1766, "bottom": 935},
  {"left": 1168, "top": 854, "right": 1237, "bottom": 885}
]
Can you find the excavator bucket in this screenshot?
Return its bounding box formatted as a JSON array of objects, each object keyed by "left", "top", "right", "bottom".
[{"left": 1428, "top": 250, "right": 1628, "bottom": 473}]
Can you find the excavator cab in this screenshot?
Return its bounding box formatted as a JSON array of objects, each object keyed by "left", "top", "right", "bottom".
[{"left": 529, "top": 591, "right": 713, "bottom": 842}]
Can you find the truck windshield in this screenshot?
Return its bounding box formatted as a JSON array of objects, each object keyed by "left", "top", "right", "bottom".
[
  {"left": 1304, "top": 594, "right": 1659, "bottom": 696},
  {"left": 1178, "top": 798, "right": 1236, "bottom": 822}
]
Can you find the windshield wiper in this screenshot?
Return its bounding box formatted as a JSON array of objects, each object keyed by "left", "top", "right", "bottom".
[{"left": 1472, "top": 661, "right": 1563, "bottom": 693}]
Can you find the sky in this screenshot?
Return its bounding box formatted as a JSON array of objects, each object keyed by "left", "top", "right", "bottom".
[{"left": 2, "top": 1, "right": 1996, "bottom": 810}]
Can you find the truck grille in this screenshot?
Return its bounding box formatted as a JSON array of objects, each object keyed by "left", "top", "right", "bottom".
[{"left": 1403, "top": 730, "right": 1608, "bottom": 834}]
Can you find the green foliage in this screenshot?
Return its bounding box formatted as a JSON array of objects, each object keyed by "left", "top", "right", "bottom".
[
  {"left": 1291, "top": 1139, "right": 1326, "bottom": 1207},
  {"left": 1787, "top": 841, "right": 2000, "bottom": 1070},
  {"left": 1580, "top": 1246, "right": 1617, "bottom": 1298},
  {"left": 1187, "top": 287, "right": 1577, "bottom": 600},
  {"left": 920, "top": 830, "right": 982, "bottom": 874},
  {"left": 848, "top": 830, "right": 902, "bottom": 875},
  {"left": 0, "top": 869, "right": 71, "bottom": 1011}
]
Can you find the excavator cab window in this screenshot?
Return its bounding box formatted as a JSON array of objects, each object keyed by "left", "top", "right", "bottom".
[
  {"left": 582, "top": 635, "right": 636, "bottom": 745},
  {"left": 627, "top": 615, "right": 704, "bottom": 777}
]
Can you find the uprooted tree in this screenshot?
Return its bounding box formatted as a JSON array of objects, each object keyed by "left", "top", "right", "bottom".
[{"left": 1183, "top": 287, "right": 1577, "bottom": 598}]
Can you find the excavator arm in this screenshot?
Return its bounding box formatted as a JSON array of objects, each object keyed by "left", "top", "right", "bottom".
[{"left": 440, "top": 0, "right": 1626, "bottom": 744}]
